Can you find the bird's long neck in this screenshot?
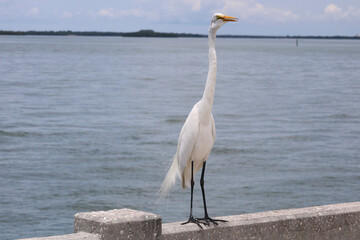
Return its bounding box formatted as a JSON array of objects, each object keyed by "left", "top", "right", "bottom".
[{"left": 202, "top": 29, "right": 217, "bottom": 109}]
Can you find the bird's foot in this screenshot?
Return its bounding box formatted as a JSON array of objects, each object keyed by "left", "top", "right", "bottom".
[
  {"left": 181, "top": 215, "right": 203, "bottom": 229},
  {"left": 196, "top": 215, "right": 228, "bottom": 226}
]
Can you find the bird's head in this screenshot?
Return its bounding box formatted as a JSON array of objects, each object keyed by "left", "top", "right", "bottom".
[{"left": 210, "top": 13, "right": 238, "bottom": 32}]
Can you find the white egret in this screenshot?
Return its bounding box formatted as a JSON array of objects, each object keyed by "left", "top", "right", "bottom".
[{"left": 160, "top": 13, "right": 238, "bottom": 228}]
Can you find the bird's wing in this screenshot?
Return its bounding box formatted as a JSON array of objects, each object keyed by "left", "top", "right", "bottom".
[
  {"left": 177, "top": 104, "right": 200, "bottom": 180},
  {"left": 211, "top": 113, "right": 216, "bottom": 143}
]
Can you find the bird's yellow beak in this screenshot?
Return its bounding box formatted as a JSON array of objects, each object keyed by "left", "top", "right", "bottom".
[{"left": 220, "top": 15, "right": 238, "bottom": 22}]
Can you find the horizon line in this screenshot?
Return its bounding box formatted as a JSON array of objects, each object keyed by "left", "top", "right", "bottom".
[{"left": 1, "top": 29, "right": 360, "bottom": 39}]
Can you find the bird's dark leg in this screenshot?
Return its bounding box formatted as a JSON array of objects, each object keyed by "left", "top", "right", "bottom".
[
  {"left": 197, "top": 161, "right": 228, "bottom": 225},
  {"left": 181, "top": 161, "right": 203, "bottom": 229}
]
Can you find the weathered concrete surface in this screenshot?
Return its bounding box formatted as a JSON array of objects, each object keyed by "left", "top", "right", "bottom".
[
  {"left": 74, "top": 208, "right": 162, "bottom": 240},
  {"left": 162, "top": 202, "right": 360, "bottom": 240},
  {"left": 18, "top": 232, "right": 99, "bottom": 240},
  {"left": 19, "top": 202, "right": 360, "bottom": 240}
]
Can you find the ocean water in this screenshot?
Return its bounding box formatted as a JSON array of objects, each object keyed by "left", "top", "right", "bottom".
[{"left": 0, "top": 35, "right": 359, "bottom": 239}]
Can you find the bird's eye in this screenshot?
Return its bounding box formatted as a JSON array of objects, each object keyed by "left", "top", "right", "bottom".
[{"left": 216, "top": 16, "right": 221, "bottom": 20}]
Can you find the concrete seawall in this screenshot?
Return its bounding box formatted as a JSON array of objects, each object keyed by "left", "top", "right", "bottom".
[{"left": 21, "top": 201, "right": 360, "bottom": 240}]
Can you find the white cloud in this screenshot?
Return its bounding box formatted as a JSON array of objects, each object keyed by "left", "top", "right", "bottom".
[
  {"left": 325, "top": 3, "right": 341, "bottom": 15},
  {"left": 323, "top": 3, "right": 360, "bottom": 20},
  {"left": 219, "top": 0, "right": 299, "bottom": 23},
  {"left": 98, "top": 8, "right": 115, "bottom": 18},
  {"left": 192, "top": 1, "right": 201, "bottom": 11},
  {"left": 62, "top": 11, "right": 73, "bottom": 18},
  {"left": 27, "top": 7, "right": 39, "bottom": 16},
  {"left": 94, "top": 8, "right": 158, "bottom": 20},
  {"left": 182, "top": 0, "right": 202, "bottom": 11}
]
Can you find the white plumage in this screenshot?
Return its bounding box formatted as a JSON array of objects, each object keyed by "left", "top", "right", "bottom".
[{"left": 159, "top": 102, "right": 215, "bottom": 195}]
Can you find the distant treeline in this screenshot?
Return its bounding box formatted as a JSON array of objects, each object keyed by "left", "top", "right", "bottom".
[
  {"left": 1, "top": 29, "right": 359, "bottom": 39},
  {"left": 0, "top": 30, "right": 204, "bottom": 38}
]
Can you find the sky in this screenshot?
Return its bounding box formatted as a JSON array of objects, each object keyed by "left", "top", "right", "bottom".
[{"left": 0, "top": 0, "right": 360, "bottom": 36}]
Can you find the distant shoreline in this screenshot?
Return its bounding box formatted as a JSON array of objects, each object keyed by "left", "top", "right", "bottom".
[{"left": 1, "top": 29, "right": 359, "bottom": 40}]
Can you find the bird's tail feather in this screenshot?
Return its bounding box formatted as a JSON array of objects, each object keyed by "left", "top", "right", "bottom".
[{"left": 159, "top": 154, "right": 179, "bottom": 198}]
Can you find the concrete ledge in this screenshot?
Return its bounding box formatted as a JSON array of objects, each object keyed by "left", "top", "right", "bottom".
[
  {"left": 162, "top": 202, "right": 360, "bottom": 240},
  {"left": 74, "top": 208, "right": 162, "bottom": 240},
  {"left": 20, "top": 202, "right": 360, "bottom": 240},
  {"left": 18, "top": 232, "right": 100, "bottom": 240}
]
